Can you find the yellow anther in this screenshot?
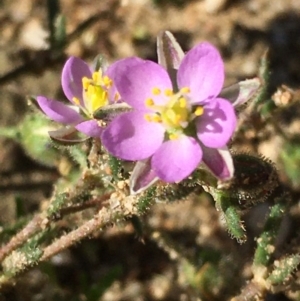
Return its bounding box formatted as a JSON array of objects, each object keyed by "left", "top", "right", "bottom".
[
  {"left": 152, "top": 115, "right": 162, "bottom": 123},
  {"left": 82, "top": 77, "right": 90, "bottom": 90},
  {"left": 179, "top": 97, "right": 187, "bottom": 108},
  {"left": 72, "top": 97, "right": 81, "bottom": 105},
  {"left": 180, "top": 87, "right": 190, "bottom": 94},
  {"left": 194, "top": 106, "right": 204, "bottom": 116},
  {"left": 103, "top": 76, "right": 112, "bottom": 88},
  {"left": 145, "top": 98, "right": 155, "bottom": 107},
  {"left": 164, "top": 89, "right": 173, "bottom": 96},
  {"left": 152, "top": 87, "right": 161, "bottom": 95}
]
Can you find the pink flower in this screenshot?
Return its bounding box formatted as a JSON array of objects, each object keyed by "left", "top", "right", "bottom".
[
  {"left": 37, "top": 56, "right": 120, "bottom": 139},
  {"left": 102, "top": 42, "right": 237, "bottom": 183}
]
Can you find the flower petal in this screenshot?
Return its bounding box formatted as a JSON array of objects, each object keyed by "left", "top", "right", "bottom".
[
  {"left": 104, "top": 58, "right": 133, "bottom": 103},
  {"left": 114, "top": 58, "right": 172, "bottom": 110},
  {"left": 102, "top": 111, "right": 165, "bottom": 161},
  {"left": 201, "top": 145, "right": 234, "bottom": 180},
  {"left": 37, "top": 96, "right": 83, "bottom": 124},
  {"left": 61, "top": 56, "right": 92, "bottom": 106},
  {"left": 177, "top": 42, "right": 224, "bottom": 104},
  {"left": 151, "top": 135, "right": 202, "bottom": 182},
  {"left": 130, "top": 159, "right": 159, "bottom": 195},
  {"left": 75, "top": 120, "right": 103, "bottom": 138},
  {"left": 196, "top": 98, "right": 237, "bottom": 148}
]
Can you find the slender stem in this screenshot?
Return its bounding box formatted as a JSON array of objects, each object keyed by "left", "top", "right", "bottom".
[
  {"left": 0, "top": 215, "right": 44, "bottom": 263},
  {"left": 41, "top": 194, "right": 137, "bottom": 261},
  {"left": 0, "top": 193, "right": 111, "bottom": 263},
  {"left": 52, "top": 193, "right": 111, "bottom": 220},
  {"left": 41, "top": 214, "right": 103, "bottom": 261},
  {"left": 0, "top": 194, "right": 138, "bottom": 288}
]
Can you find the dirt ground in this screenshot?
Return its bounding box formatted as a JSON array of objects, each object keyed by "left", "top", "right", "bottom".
[{"left": 1, "top": 0, "right": 300, "bottom": 300}]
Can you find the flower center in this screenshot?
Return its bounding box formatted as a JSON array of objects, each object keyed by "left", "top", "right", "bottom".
[
  {"left": 144, "top": 87, "right": 204, "bottom": 140},
  {"left": 72, "top": 70, "right": 114, "bottom": 118}
]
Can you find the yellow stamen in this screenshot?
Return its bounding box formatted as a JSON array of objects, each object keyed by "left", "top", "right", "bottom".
[
  {"left": 152, "top": 87, "right": 161, "bottom": 95},
  {"left": 180, "top": 87, "right": 190, "bottom": 94},
  {"left": 145, "top": 98, "right": 155, "bottom": 107},
  {"left": 164, "top": 89, "right": 173, "bottom": 96},
  {"left": 194, "top": 106, "right": 204, "bottom": 116},
  {"left": 72, "top": 97, "right": 81, "bottom": 105},
  {"left": 143, "top": 86, "right": 196, "bottom": 139},
  {"left": 82, "top": 77, "right": 90, "bottom": 90},
  {"left": 152, "top": 115, "right": 162, "bottom": 123},
  {"left": 103, "top": 75, "right": 112, "bottom": 88}
]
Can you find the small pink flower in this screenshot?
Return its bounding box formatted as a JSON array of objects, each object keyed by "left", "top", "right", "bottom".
[
  {"left": 102, "top": 42, "right": 237, "bottom": 183},
  {"left": 37, "top": 56, "right": 120, "bottom": 138}
]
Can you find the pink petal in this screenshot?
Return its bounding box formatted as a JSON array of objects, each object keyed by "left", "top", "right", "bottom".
[
  {"left": 75, "top": 120, "right": 103, "bottom": 138},
  {"left": 101, "top": 111, "right": 165, "bottom": 161},
  {"left": 114, "top": 58, "right": 172, "bottom": 110},
  {"left": 61, "top": 56, "right": 92, "bottom": 106},
  {"left": 104, "top": 58, "right": 132, "bottom": 104},
  {"left": 177, "top": 42, "right": 224, "bottom": 104},
  {"left": 37, "top": 96, "right": 83, "bottom": 124},
  {"left": 196, "top": 98, "right": 237, "bottom": 148},
  {"left": 151, "top": 135, "right": 202, "bottom": 183},
  {"left": 201, "top": 145, "right": 234, "bottom": 180}
]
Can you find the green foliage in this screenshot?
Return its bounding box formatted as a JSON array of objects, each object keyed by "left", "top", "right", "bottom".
[
  {"left": 47, "top": 0, "right": 67, "bottom": 50},
  {"left": 280, "top": 141, "right": 300, "bottom": 189},
  {"left": 0, "top": 113, "right": 60, "bottom": 166},
  {"left": 47, "top": 192, "right": 69, "bottom": 218},
  {"left": 230, "top": 153, "right": 279, "bottom": 209},
  {"left": 108, "top": 155, "right": 124, "bottom": 181},
  {"left": 2, "top": 231, "right": 45, "bottom": 276},
  {"left": 214, "top": 191, "right": 247, "bottom": 243},
  {"left": 53, "top": 15, "right": 67, "bottom": 50},
  {"left": 268, "top": 254, "right": 300, "bottom": 285},
  {"left": 253, "top": 201, "right": 286, "bottom": 267},
  {"left": 67, "top": 145, "right": 88, "bottom": 169},
  {"left": 137, "top": 186, "right": 157, "bottom": 213}
]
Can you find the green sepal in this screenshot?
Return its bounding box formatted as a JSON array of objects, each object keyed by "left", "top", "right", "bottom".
[{"left": 253, "top": 200, "right": 287, "bottom": 268}]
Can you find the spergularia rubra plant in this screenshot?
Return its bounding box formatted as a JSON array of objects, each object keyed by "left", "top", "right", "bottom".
[
  {"left": 36, "top": 56, "right": 120, "bottom": 140},
  {"left": 102, "top": 42, "right": 237, "bottom": 183}
]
